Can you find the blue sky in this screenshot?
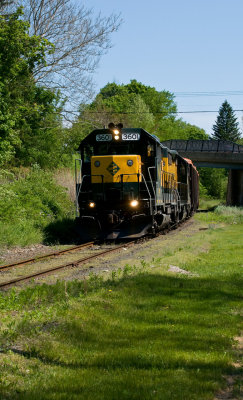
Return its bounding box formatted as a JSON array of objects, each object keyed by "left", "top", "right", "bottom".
[{"left": 81, "top": 0, "right": 243, "bottom": 135}]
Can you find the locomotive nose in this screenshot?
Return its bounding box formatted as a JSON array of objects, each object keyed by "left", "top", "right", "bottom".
[{"left": 91, "top": 155, "right": 141, "bottom": 184}]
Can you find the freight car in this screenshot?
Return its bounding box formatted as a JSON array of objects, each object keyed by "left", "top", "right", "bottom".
[{"left": 75, "top": 124, "right": 199, "bottom": 240}]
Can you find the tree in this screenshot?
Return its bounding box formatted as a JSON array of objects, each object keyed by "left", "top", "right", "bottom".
[
  {"left": 89, "top": 80, "right": 176, "bottom": 130},
  {"left": 212, "top": 100, "right": 241, "bottom": 141},
  {"left": 0, "top": 0, "right": 14, "bottom": 10},
  {"left": 68, "top": 80, "right": 207, "bottom": 149},
  {"left": 198, "top": 167, "right": 228, "bottom": 199},
  {"left": 2, "top": 0, "right": 122, "bottom": 112},
  {"left": 67, "top": 89, "right": 155, "bottom": 152},
  {"left": 157, "top": 118, "right": 208, "bottom": 141},
  {"left": 126, "top": 79, "right": 177, "bottom": 120},
  {"left": 99, "top": 80, "right": 177, "bottom": 120},
  {"left": 0, "top": 8, "right": 65, "bottom": 168}
]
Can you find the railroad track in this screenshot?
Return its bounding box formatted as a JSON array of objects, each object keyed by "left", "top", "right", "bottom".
[
  {"left": 0, "top": 241, "right": 136, "bottom": 289},
  {"left": 0, "top": 218, "right": 192, "bottom": 290},
  {"left": 0, "top": 242, "right": 94, "bottom": 271}
]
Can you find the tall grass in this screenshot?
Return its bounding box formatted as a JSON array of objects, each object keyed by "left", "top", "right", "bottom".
[
  {"left": 54, "top": 168, "right": 76, "bottom": 203},
  {"left": 196, "top": 205, "right": 243, "bottom": 225},
  {"left": 0, "top": 168, "right": 75, "bottom": 248},
  {"left": 199, "top": 197, "right": 224, "bottom": 210},
  {"left": 215, "top": 205, "right": 243, "bottom": 217},
  {"left": 0, "top": 220, "right": 43, "bottom": 247}
]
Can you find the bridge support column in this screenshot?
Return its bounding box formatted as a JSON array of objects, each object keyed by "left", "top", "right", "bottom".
[{"left": 226, "top": 170, "right": 243, "bottom": 206}]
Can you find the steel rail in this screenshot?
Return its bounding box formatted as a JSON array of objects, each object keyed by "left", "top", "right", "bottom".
[
  {"left": 0, "top": 217, "right": 192, "bottom": 289},
  {"left": 0, "top": 241, "right": 136, "bottom": 289},
  {"left": 0, "top": 242, "right": 94, "bottom": 271}
]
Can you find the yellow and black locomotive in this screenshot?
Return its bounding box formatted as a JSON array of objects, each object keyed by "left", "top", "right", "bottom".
[{"left": 75, "top": 124, "right": 199, "bottom": 240}]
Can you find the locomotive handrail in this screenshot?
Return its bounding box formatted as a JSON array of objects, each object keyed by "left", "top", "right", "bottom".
[
  {"left": 141, "top": 173, "right": 153, "bottom": 216},
  {"left": 148, "top": 166, "right": 157, "bottom": 212},
  {"left": 120, "top": 173, "right": 140, "bottom": 181},
  {"left": 75, "top": 159, "right": 82, "bottom": 185},
  {"left": 76, "top": 173, "right": 89, "bottom": 217},
  {"left": 120, "top": 172, "right": 153, "bottom": 213},
  {"left": 75, "top": 159, "right": 82, "bottom": 217},
  {"left": 162, "top": 171, "right": 177, "bottom": 204},
  {"left": 79, "top": 174, "right": 105, "bottom": 198},
  {"left": 173, "top": 187, "right": 181, "bottom": 206},
  {"left": 78, "top": 174, "right": 91, "bottom": 194},
  {"left": 120, "top": 173, "right": 140, "bottom": 200}
]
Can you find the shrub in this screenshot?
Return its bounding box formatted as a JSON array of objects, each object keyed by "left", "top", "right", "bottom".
[
  {"left": 0, "top": 168, "right": 75, "bottom": 247},
  {"left": 214, "top": 205, "right": 243, "bottom": 223},
  {"left": 196, "top": 205, "right": 243, "bottom": 225}
]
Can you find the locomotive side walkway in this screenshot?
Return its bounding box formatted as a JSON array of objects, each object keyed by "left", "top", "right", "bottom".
[{"left": 162, "top": 139, "right": 243, "bottom": 206}]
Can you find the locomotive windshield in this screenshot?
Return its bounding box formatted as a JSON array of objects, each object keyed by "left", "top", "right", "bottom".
[
  {"left": 96, "top": 143, "right": 139, "bottom": 155},
  {"left": 80, "top": 128, "right": 159, "bottom": 162},
  {"left": 82, "top": 142, "right": 140, "bottom": 160}
]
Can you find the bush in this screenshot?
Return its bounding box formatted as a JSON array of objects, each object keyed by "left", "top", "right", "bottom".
[
  {"left": 0, "top": 220, "right": 43, "bottom": 247},
  {"left": 198, "top": 168, "right": 228, "bottom": 199},
  {"left": 196, "top": 205, "right": 243, "bottom": 225},
  {"left": 214, "top": 205, "right": 243, "bottom": 223},
  {"left": 199, "top": 181, "right": 209, "bottom": 198},
  {"left": 0, "top": 168, "right": 75, "bottom": 247}
]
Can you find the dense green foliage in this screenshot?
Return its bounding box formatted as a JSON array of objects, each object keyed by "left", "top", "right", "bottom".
[
  {"left": 198, "top": 167, "right": 228, "bottom": 199},
  {"left": 0, "top": 168, "right": 74, "bottom": 246},
  {"left": 0, "top": 216, "right": 242, "bottom": 399},
  {"left": 212, "top": 100, "right": 241, "bottom": 141},
  {"left": 0, "top": 8, "right": 67, "bottom": 169},
  {"left": 69, "top": 80, "right": 208, "bottom": 150}
]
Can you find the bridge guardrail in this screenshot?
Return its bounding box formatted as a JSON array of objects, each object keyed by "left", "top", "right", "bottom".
[{"left": 162, "top": 139, "right": 243, "bottom": 153}]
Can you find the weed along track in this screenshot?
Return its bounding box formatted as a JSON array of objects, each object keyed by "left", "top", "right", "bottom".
[{"left": 0, "top": 241, "right": 137, "bottom": 289}]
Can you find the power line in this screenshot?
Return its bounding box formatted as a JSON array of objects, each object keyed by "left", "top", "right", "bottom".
[
  {"left": 83, "top": 110, "right": 243, "bottom": 115},
  {"left": 175, "top": 109, "right": 243, "bottom": 114},
  {"left": 174, "top": 91, "right": 243, "bottom": 97}
]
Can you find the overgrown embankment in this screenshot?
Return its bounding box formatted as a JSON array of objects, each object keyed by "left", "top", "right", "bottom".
[
  {"left": 0, "top": 168, "right": 75, "bottom": 247},
  {"left": 0, "top": 208, "right": 242, "bottom": 399}
]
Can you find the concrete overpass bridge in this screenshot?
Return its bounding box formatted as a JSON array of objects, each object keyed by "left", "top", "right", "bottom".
[{"left": 161, "top": 139, "right": 243, "bottom": 206}]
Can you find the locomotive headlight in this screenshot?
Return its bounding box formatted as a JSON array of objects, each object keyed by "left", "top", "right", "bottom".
[
  {"left": 89, "top": 202, "right": 96, "bottom": 208},
  {"left": 130, "top": 200, "right": 139, "bottom": 207},
  {"left": 113, "top": 129, "right": 119, "bottom": 135},
  {"left": 94, "top": 160, "right": 100, "bottom": 167},
  {"left": 114, "top": 135, "right": 120, "bottom": 140},
  {"left": 127, "top": 160, "right": 133, "bottom": 166}
]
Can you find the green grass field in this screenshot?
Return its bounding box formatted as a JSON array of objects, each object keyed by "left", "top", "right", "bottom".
[{"left": 0, "top": 210, "right": 242, "bottom": 399}]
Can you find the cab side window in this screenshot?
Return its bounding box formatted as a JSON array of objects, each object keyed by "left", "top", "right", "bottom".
[
  {"left": 147, "top": 143, "right": 155, "bottom": 157},
  {"left": 83, "top": 145, "right": 94, "bottom": 162}
]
